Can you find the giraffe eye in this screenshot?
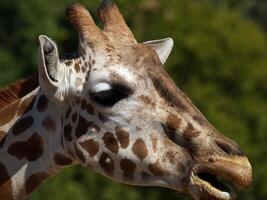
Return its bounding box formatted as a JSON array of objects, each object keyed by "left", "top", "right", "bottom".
[{"left": 90, "top": 83, "right": 132, "bottom": 107}]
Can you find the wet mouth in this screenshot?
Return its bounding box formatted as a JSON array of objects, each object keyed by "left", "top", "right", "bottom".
[
  {"left": 189, "top": 157, "right": 252, "bottom": 200},
  {"left": 198, "top": 172, "right": 233, "bottom": 193},
  {"left": 194, "top": 171, "right": 235, "bottom": 200}
]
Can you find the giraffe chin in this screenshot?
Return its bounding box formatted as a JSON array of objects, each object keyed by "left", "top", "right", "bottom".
[{"left": 188, "top": 156, "right": 252, "bottom": 200}]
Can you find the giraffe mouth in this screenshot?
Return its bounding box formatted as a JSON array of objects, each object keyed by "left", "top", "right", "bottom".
[
  {"left": 191, "top": 171, "right": 236, "bottom": 200},
  {"left": 189, "top": 156, "right": 252, "bottom": 200}
]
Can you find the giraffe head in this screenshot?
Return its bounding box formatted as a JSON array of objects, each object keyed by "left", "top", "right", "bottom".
[{"left": 38, "top": 1, "right": 252, "bottom": 200}]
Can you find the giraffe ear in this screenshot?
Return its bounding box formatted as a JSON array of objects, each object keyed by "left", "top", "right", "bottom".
[
  {"left": 38, "top": 35, "right": 67, "bottom": 104},
  {"left": 144, "top": 38, "right": 174, "bottom": 64}
]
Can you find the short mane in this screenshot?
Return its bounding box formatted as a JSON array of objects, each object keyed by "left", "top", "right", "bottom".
[{"left": 0, "top": 73, "right": 39, "bottom": 111}]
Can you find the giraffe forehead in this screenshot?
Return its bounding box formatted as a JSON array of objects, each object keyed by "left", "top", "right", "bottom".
[
  {"left": 89, "top": 63, "right": 136, "bottom": 87},
  {"left": 108, "top": 65, "right": 136, "bottom": 83},
  {"left": 84, "top": 44, "right": 161, "bottom": 89},
  {"left": 88, "top": 65, "right": 110, "bottom": 84}
]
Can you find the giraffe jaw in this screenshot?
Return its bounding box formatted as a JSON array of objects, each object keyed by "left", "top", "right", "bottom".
[{"left": 188, "top": 156, "right": 252, "bottom": 200}]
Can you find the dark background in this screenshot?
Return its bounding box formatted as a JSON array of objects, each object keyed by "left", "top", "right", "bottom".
[{"left": 1, "top": 0, "right": 267, "bottom": 199}]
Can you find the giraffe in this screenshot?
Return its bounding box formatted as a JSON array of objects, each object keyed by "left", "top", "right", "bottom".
[{"left": 0, "top": 1, "right": 252, "bottom": 200}]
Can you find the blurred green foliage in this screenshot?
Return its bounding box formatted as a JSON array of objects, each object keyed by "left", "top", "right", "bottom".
[{"left": 0, "top": 0, "right": 267, "bottom": 200}]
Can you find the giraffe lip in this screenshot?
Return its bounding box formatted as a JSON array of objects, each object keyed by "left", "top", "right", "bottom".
[
  {"left": 197, "top": 172, "right": 234, "bottom": 193},
  {"left": 191, "top": 170, "right": 236, "bottom": 200},
  {"left": 188, "top": 156, "right": 252, "bottom": 200}
]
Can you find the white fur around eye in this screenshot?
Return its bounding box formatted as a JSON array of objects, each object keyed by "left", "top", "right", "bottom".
[{"left": 91, "top": 82, "right": 112, "bottom": 93}]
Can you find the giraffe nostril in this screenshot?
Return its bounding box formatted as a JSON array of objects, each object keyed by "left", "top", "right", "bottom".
[{"left": 215, "top": 139, "right": 244, "bottom": 156}]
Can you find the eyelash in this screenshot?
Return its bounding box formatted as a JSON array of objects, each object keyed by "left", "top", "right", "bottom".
[{"left": 90, "top": 84, "right": 132, "bottom": 107}]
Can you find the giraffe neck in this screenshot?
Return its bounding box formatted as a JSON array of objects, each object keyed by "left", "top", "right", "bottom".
[{"left": 0, "top": 87, "right": 75, "bottom": 200}]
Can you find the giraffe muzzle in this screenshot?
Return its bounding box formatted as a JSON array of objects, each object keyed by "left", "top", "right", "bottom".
[{"left": 188, "top": 155, "right": 252, "bottom": 200}]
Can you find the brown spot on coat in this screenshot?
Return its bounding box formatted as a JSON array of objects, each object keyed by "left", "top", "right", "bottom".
[
  {"left": 72, "top": 113, "right": 78, "bottom": 122},
  {"left": 183, "top": 123, "right": 200, "bottom": 139},
  {"left": 99, "top": 152, "right": 114, "bottom": 175},
  {"left": 80, "top": 47, "right": 86, "bottom": 55},
  {"left": 115, "top": 127, "right": 129, "bottom": 149},
  {"left": 75, "top": 115, "right": 99, "bottom": 137},
  {"left": 80, "top": 139, "right": 99, "bottom": 157},
  {"left": 64, "top": 124, "right": 72, "bottom": 141},
  {"left": 82, "top": 67, "right": 86, "bottom": 73},
  {"left": 0, "top": 161, "right": 14, "bottom": 200},
  {"left": 65, "top": 106, "right": 71, "bottom": 119},
  {"left": 120, "top": 158, "right": 136, "bottom": 180},
  {"left": 136, "top": 126, "right": 141, "bottom": 131},
  {"left": 86, "top": 103, "right": 95, "bottom": 115},
  {"left": 139, "top": 95, "right": 155, "bottom": 107},
  {"left": 37, "top": 95, "right": 49, "bottom": 112},
  {"left": 65, "top": 60, "right": 73, "bottom": 66},
  {"left": 166, "top": 113, "right": 181, "bottom": 131},
  {"left": 98, "top": 112, "right": 108, "bottom": 123},
  {"left": 150, "top": 133, "right": 158, "bottom": 152},
  {"left": 75, "top": 115, "right": 89, "bottom": 138},
  {"left": 75, "top": 115, "right": 101, "bottom": 138},
  {"left": 54, "top": 153, "right": 73, "bottom": 166},
  {"left": 0, "top": 137, "right": 6, "bottom": 149},
  {"left": 103, "top": 132, "right": 119, "bottom": 154},
  {"left": 25, "top": 172, "right": 50, "bottom": 194},
  {"left": 75, "top": 97, "right": 81, "bottom": 105},
  {"left": 132, "top": 138, "right": 148, "bottom": 160},
  {"left": 8, "top": 132, "right": 44, "bottom": 161},
  {"left": 106, "top": 47, "right": 113, "bottom": 53},
  {"left": 166, "top": 150, "right": 176, "bottom": 164},
  {"left": 74, "top": 63, "right": 80, "bottom": 73},
  {"left": 148, "top": 161, "right": 165, "bottom": 176},
  {"left": 12, "top": 116, "right": 34, "bottom": 135},
  {"left": 81, "top": 99, "right": 87, "bottom": 109},
  {"left": 42, "top": 115, "right": 56, "bottom": 132}
]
